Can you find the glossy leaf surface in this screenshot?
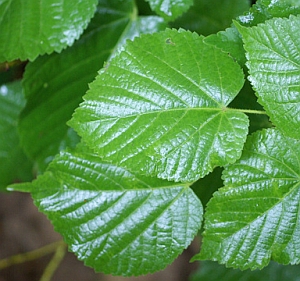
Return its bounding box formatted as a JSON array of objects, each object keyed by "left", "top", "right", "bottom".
[
  {"left": 145, "top": 0, "right": 193, "bottom": 21},
  {"left": 197, "top": 128, "right": 300, "bottom": 270},
  {"left": 0, "top": 82, "right": 32, "bottom": 190},
  {"left": 237, "top": 15, "right": 300, "bottom": 139},
  {"left": 190, "top": 261, "right": 300, "bottom": 281},
  {"left": 0, "top": 0, "right": 98, "bottom": 62},
  {"left": 18, "top": 0, "right": 166, "bottom": 171},
  {"left": 15, "top": 143, "right": 202, "bottom": 276},
  {"left": 70, "top": 29, "right": 249, "bottom": 182}
]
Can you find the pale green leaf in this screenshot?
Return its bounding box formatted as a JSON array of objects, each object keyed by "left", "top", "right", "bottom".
[
  {"left": 14, "top": 143, "right": 202, "bottom": 276},
  {"left": 0, "top": 0, "right": 98, "bottom": 62},
  {"left": 0, "top": 81, "right": 33, "bottom": 190},
  {"left": 18, "top": 0, "right": 166, "bottom": 172},
  {"left": 70, "top": 29, "right": 249, "bottom": 182},
  {"left": 171, "top": 0, "right": 250, "bottom": 36},
  {"left": 236, "top": 15, "right": 300, "bottom": 139},
  {"left": 145, "top": 0, "right": 193, "bottom": 21},
  {"left": 197, "top": 128, "right": 300, "bottom": 270},
  {"left": 190, "top": 261, "right": 300, "bottom": 281}
]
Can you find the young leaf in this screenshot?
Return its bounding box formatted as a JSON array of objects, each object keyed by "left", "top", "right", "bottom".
[
  {"left": 145, "top": 0, "right": 193, "bottom": 21},
  {"left": 18, "top": 0, "right": 166, "bottom": 171},
  {"left": 236, "top": 15, "right": 300, "bottom": 139},
  {"left": 70, "top": 29, "right": 249, "bottom": 182},
  {"left": 12, "top": 143, "right": 202, "bottom": 276},
  {"left": 0, "top": 0, "right": 98, "bottom": 62},
  {"left": 197, "top": 128, "right": 300, "bottom": 270},
  {"left": 0, "top": 81, "right": 32, "bottom": 190},
  {"left": 190, "top": 261, "right": 300, "bottom": 281}
]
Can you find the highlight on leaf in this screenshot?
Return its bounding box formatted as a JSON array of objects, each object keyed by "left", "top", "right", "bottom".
[
  {"left": 69, "top": 28, "right": 249, "bottom": 183},
  {"left": 236, "top": 15, "right": 300, "bottom": 139},
  {"left": 197, "top": 128, "right": 300, "bottom": 270},
  {"left": 18, "top": 143, "right": 203, "bottom": 276}
]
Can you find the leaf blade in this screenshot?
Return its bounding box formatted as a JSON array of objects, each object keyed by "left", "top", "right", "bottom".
[
  {"left": 0, "top": 0, "right": 98, "bottom": 61},
  {"left": 21, "top": 143, "right": 203, "bottom": 276},
  {"left": 236, "top": 15, "right": 300, "bottom": 139},
  {"left": 70, "top": 29, "right": 249, "bottom": 182},
  {"left": 198, "top": 128, "right": 300, "bottom": 270}
]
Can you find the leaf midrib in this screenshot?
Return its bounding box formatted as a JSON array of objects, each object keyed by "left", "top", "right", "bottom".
[{"left": 88, "top": 106, "right": 226, "bottom": 121}]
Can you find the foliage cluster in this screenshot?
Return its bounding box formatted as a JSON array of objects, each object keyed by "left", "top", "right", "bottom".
[{"left": 1, "top": 0, "right": 300, "bottom": 279}]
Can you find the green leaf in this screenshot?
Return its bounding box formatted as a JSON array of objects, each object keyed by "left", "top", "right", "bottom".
[
  {"left": 236, "top": 15, "right": 300, "bottom": 139},
  {"left": 238, "top": 0, "right": 300, "bottom": 27},
  {"left": 0, "top": 0, "right": 98, "bottom": 62},
  {"left": 171, "top": 0, "right": 250, "bottom": 36},
  {"left": 70, "top": 29, "right": 249, "bottom": 182},
  {"left": 204, "top": 26, "right": 246, "bottom": 67},
  {"left": 197, "top": 128, "right": 300, "bottom": 270},
  {"left": 190, "top": 261, "right": 300, "bottom": 281},
  {"left": 18, "top": 0, "right": 166, "bottom": 171},
  {"left": 145, "top": 0, "right": 193, "bottom": 21},
  {"left": 0, "top": 81, "right": 32, "bottom": 190},
  {"left": 15, "top": 143, "right": 202, "bottom": 276}
]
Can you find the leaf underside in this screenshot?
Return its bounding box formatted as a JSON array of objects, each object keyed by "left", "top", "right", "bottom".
[
  {"left": 70, "top": 29, "right": 249, "bottom": 182},
  {"left": 198, "top": 128, "right": 300, "bottom": 270},
  {"left": 21, "top": 143, "right": 202, "bottom": 276}
]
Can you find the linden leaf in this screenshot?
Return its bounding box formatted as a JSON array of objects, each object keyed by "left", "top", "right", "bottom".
[
  {"left": 197, "top": 128, "right": 300, "bottom": 270},
  {"left": 70, "top": 29, "right": 249, "bottom": 182},
  {"left": 236, "top": 15, "right": 300, "bottom": 139},
  {"left": 0, "top": 0, "right": 98, "bottom": 61},
  {"left": 11, "top": 143, "right": 202, "bottom": 276}
]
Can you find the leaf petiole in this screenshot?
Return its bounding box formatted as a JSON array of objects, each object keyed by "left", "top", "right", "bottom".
[{"left": 228, "top": 107, "right": 267, "bottom": 115}]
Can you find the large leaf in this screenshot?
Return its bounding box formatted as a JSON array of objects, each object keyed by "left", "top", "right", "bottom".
[
  {"left": 171, "top": 0, "right": 250, "bottom": 36},
  {"left": 0, "top": 0, "right": 98, "bottom": 62},
  {"left": 190, "top": 261, "right": 300, "bottom": 281},
  {"left": 10, "top": 143, "right": 202, "bottom": 276},
  {"left": 18, "top": 0, "right": 166, "bottom": 171},
  {"left": 145, "top": 0, "right": 193, "bottom": 21},
  {"left": 0, "top": 81, "right": 32, "bottom": 190},
  {"left": 70, "top": 29, "right": 249, "bottom": 182},
  {"left": 236, "top": 15, "right": 300, "bottom": 139},
  {"left": 197, "top": 128, "right": 300, "bottom": 270}
]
